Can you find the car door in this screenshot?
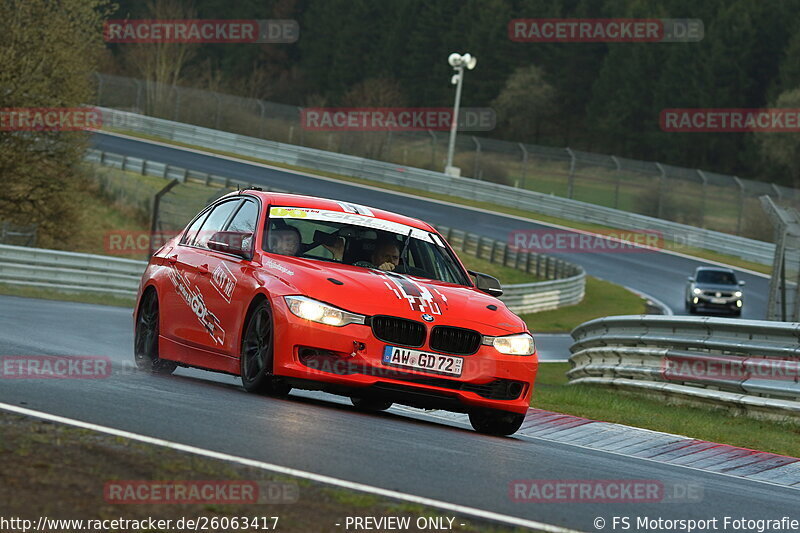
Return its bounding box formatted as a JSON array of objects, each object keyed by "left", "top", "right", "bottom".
[
  {"left": 168, "top": 198, "right": 243, "bottom": 350},
  {"left": 158, "top": 205, "right": 211, "bottom": 345},
  {"left": 191, "top": 197, "right": 262, "bottom": 358}
]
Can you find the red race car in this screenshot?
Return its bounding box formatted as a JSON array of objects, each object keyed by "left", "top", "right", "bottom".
[{"left": 134, "top": 190, "right": 538, "bottom": 435}]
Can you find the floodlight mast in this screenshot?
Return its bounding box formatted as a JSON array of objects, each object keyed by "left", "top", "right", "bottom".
[{"left": 444, "top": 53, "right": 476, "bottom": 177}]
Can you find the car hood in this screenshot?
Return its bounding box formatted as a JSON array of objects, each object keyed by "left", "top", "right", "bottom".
[{"left": 259, "top": 256, "right": 528, "bottom": 335}]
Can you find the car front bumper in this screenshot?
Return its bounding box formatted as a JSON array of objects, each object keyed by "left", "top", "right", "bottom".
[{"left": 272, "top": 300, "right": 537, "bottom": 414}]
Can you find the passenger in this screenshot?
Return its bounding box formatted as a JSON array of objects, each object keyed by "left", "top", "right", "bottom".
[
  {"left": 268, "top": 225, "right": 345, "bottom": 260},
  {"left": 354, "top": 241, "right": 401, "bottom": 271}
]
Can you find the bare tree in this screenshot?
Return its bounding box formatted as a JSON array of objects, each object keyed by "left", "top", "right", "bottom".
[{"left": 121, "top": 0, "right": 198, "bottom": 117}]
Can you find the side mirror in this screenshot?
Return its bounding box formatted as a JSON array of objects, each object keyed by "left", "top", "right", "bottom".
[
  {"left": 468, "top": 270, "right": 503, "bottom": 297},
  {"left": 738, "top": 280, "right": 746, "bottom": 286},
  {"left": 208, "top": 231, "right": 251, "bottom": 259},
  {"left": 687, "top": 276, "right": 694, "bottom": 282}
]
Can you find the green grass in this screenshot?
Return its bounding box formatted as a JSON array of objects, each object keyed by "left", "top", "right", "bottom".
[
  {"left": 458, "top": 254, "right": 543, "bottom": 285},
  {"left": 522, "top": 276, "right": 648, "bottom": 333},
  {"left": 0, "top": 283, "right": 135, "bottom": 308},
  {"left": 105, "top": 127, "right": 772, "bottom": 275},
  {"left": 534, "top": 363, "right": 800, "bottom": 457}
]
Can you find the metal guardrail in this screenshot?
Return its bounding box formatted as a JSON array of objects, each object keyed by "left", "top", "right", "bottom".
[
  {"left": 98, "top": 108, "right": 777, "bottom": 265},
  {"left": 82, "top": 148, "right": 587, "bottom": 314},
  {"left": 0, "top": 244, "right": 144, "bottom": 297},
  {"left": 568, "top": 315, "right": 800, "bottom": 420},
  {"left": 434, "top": 226, "right": 585, "bottom": 314}
]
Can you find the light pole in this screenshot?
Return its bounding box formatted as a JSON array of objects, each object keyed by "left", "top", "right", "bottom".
[{"left": 444, "top": 52, "right": 477, "bottom": 177}]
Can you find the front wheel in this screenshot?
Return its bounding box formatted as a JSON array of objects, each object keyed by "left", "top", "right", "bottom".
[
  {"left": 240, "top": 300, "right": 292, "bottom": 397},
  {"left": 469, "top": 408, "right": 525, "bottom": 436},
  {"left": 134, "top": 290, "right": 177, "bottom": 375}
]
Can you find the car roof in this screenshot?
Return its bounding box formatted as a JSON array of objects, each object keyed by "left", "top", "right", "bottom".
[
  {"left": 695, "top": 266, "right": 735, "bottom": 274},
  {"left": 227, "top": 190, "right": 436, "bottom": 231}
]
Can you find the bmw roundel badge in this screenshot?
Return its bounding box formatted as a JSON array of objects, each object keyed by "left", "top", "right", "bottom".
[{"left": 421, "top": 314, "right": 434, "bottom": 322}]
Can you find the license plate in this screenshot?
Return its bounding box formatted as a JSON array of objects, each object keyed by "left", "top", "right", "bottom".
[
  {"left": 711, "top": 298, "right": 726, "bottom": 304},
  {"left": 382, "top": 346, "right": 463, "bottom": 377}
]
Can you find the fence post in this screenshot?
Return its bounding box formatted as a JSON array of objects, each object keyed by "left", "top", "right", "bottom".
[
  {"left": 134, "top": 78, "right": 144, "bottom": 112},
  {"left": 94, "top": 72, "right": 103, "bottom": 105},
  {"left": 733, "top": 176, "right": 745, "bottom": 235},
  {"left": 655, "top": 162, "right": 667, "bottom": 219},
  {"left": 428, "top": 130, "right": 437, "bottom": 168},
  {"left": 566, "top": 147, "right": 576, "bottom": 199},
  {"left": 472, "top": 136, "right": 481, "bottom": 179},
  {"left": 697, "top": 169, "right": 708, "bottom": 228},
  {"left": 518, "top": 142, "right": 529, "bottom": 189},
  {"left": 149, "top": 179, "right": 180, "bottom": 256},
  {"left": 258, "top": 100, "right": 266, "bottom": 138},
  {"left": 525, "top": 252, "right": 532, "bottom": 273},
  {"left": 611, "top": 155, "right": 621, "bottom": 209}
]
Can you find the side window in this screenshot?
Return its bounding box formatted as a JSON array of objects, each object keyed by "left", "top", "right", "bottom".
[
  {"left": 226, "top": 199, "right": 259, "bottom": 253},
  {"left": 181, "top": 209, "right": 210, "bottom": 245},
  {"left": 194, "top": 200, "right": 241, "bottom": 249}
]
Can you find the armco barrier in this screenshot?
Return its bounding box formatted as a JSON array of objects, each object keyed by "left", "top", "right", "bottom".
[
  {"left": 98, "top": 108, "right": 776, "bottom": 265},
  {"left": 0, "top": 243, "right": 144, "bottom": 297},
  {"left": 568, "top": 315, "right": 800, "bottom": 421}
]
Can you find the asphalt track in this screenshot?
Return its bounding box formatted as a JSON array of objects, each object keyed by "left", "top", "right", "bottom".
[
  {"left": 91, "top": 131, "right": 770, "bottom": 319},
  {"left": 1, "top": 294, "right": 798, "bottom": 532}
]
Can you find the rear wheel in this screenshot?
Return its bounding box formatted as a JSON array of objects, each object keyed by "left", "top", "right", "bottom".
[
  {"left": 240, "top": 300, "right": 291, "bottom": 396},
  {"left": 134, "top": 290, "right": 176, "bottom": 375},
  {"left": 468, "top": 408, "right": 525, "bottom": 436},
  {"left": 350, "top": 396, "right": 393, "bottom": 412}
]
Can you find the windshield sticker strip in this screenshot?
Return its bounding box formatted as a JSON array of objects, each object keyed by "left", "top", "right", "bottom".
[
  {"left": 336, "top": 202, "right": 374, "bottom": 217},
  {"left": 270, "top": 207, "right": 433, "bottom": 243}
]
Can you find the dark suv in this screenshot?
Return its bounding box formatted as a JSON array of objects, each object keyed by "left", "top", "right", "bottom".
[{"left": 685, "top": 266, "right": 745, "bottom": 316}]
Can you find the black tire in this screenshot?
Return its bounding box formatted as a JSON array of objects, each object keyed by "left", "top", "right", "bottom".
[
  {"left": 134, "top": 289, "right": 177, "bottom": 375},
  {"left": 687, "top": 304, "right": 697, "bottom": 314},
  {"left": 240, "top": 300, "right": 291, "bottom": 396},
  {"left": 468, "top": 408, "right": 525, "bottom": 436},
  {"left": 731, "top": 309, "right": 742, "bottom": 317},
  {"left": 350, "top": 396, "right": 393, "bottom": 412}
]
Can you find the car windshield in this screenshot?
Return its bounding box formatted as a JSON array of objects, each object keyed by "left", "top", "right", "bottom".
[
  {"left": 696, "top": 270, "right": 737, "bottom": 285},
  {"left": 265, "top": 206, "right": 469, "bottom": 285}
]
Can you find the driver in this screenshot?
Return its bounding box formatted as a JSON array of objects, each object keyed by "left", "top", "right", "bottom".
[{"left": 354, "top": 241, "right": 401, "bottom": 271}]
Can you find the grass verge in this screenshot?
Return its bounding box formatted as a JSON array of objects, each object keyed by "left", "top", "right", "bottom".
[
  {"left": 0, "top": 283, "right": 135, "bottom": 308},
  {"left": 0, "top": 412, "right": 525, "bottom": 532},
  {"left": 522, "top": 277, "right": 648, "bottom": 333},
  {"left": 103, "top": 128, "right": 772, "bottom": 275},
  {"left": 534, "top": 363, "right": 800, "bottom": 457}
]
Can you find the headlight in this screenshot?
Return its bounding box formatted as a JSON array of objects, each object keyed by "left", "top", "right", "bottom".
[
  {"left": 483, "top": 333, "right": 535, "bottom": 356},
  {"left": 284, "top": 296, "right": 365, "bottom": 327},
  {"left": 692, "top": 288, "right": 702, "bottom": 295},
  {"left": 734, "top": 291, "right": 742, "bottom": 298}
]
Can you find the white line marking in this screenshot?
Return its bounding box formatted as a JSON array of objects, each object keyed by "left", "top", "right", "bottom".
[
  {"left": 95, "top": 130, "right": 770, "bottom": 280},
  {"left": 0, "top": 402, "right": 577, "bottom": 533}
]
